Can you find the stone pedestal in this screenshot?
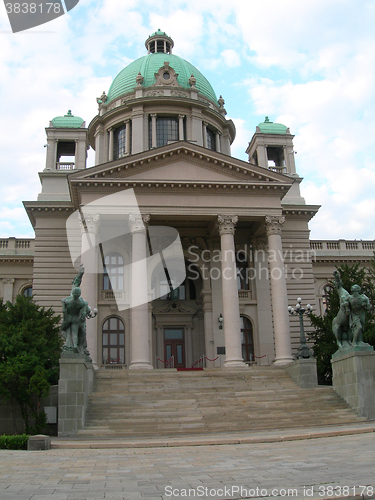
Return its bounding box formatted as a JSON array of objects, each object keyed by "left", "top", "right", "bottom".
[
  {"left": 331, "top": 347, "right": 375, "bottom": 420},
  {"left": 27, "top": 435, "right": 51, "bottom": 450},
  {"left": 284, "top": 358, "right": 318, "bottom": 388},
  {"left": 58, "top": 354, "right": 94, "bottom": 436}
]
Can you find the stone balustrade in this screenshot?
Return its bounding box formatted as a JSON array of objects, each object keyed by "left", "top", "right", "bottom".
[
  {"left": 0, "top": 237, "right": 35, "bottom": 255},
  {"left": 310, "top": 240, "right": 374, "bottom": 255}
]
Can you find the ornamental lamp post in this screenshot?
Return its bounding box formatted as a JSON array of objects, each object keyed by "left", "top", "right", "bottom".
[{"left": 288, "top": 298, "right": 314, "bottom": 359}]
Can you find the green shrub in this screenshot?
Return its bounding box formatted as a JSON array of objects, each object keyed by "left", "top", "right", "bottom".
[{"left": 0, "top": 434, "right": 29, "bottom": 450}]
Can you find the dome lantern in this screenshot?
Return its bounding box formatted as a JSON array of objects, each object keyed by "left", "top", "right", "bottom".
[{"left": 145, "top": 30, "right": 174, "bottom": 54}]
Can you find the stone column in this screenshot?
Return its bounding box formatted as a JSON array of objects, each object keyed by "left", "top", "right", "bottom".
[
  {"left": 265, "top": 215, "right": 293, "bottom": 365},
  {"left": 108, "top": 127, "right": 114, "bottom": 162},
  {"left": 203, "top": 122, "right": 208, "bottom": 148},
  {"left": 215, "top": 132, "right": 221, "bottom": 153},
  {"left": 78, "top": 213, "right": 99, "bottom": 367},
  {"left": 125, "top": 119, "right": 131, "bottom": 155},
  {"left": 218, "top": 215, "right": 245, "bottom": 368},
  {"left": 2, "top": 278, "right": 15, "bottom": 303},
  {"left": 151, "top": 114, "right": 157, "bottom": 149},
  {"left": 129, "top": 213, "right": 153, "bottom": 370},
  {"left": 178, "top": 115, "right": 185, "bottom": 141}
]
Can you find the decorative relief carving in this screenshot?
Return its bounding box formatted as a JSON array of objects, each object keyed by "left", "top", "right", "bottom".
[
  {"left": 145, "top": 90, "right": 164, "bottom": 97},
  {"left": 181, "top": 236, "right": 208, "bottom": 254},
  {"left": 264, "top": 216, "right": 285, "bottom": 236},
  {"left": 153, "top": 62, "right": 181, "bottom": 87},
  {"left": 217, "top": 215, "right": 238, "bottom": 236},
  {"left": 171, "top": 90, "right": 188, "bottom": 98},
  {"left": 121, "top": 95, "right": 133, "bottom": 104},
  {"left": 78, "top": 213, "right": 100, "bottom": 234}
]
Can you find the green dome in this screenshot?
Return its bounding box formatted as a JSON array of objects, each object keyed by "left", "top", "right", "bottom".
[
  {"left": 107, "top": 53, "right": 217, "bottom": 104},
  {"left": 51, "top": 110, "right": 84, "bottom": 128},
  {"left": 258, "top": 116, "right": 288, "bottom": 134}
]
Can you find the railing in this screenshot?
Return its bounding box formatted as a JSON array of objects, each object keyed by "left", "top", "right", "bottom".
[
  {"left": 268, "top": 165, "right": 287, "bottom": 174},
  {"left": 101, "top": 290, "right": 125, "bottom": 300},
  {"left": 156, "top": 355, "right": 175, "bottom": 369},
  {"left": 238, "top": 290, "right": 252, "bottom": 300},
  {"left": 191, "top": 355, "right": 219, "bottom": 368},
  {"left": 310, "top": 240, "right": 374, "bottom": 253},
  {"left": 56, "top": 162, "right": 75, "bottom": 170},
  {"left": 0, "top": 238, "right": 35, "bottom": 254}
]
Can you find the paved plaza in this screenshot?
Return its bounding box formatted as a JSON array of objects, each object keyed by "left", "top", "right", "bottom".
[{"left": 0, "top": 431, "right": 375, "bottom": 500}]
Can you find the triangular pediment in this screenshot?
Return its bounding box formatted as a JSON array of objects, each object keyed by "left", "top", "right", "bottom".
[{"left": 69, "top": 142, "right": 293, "bottom": 185}]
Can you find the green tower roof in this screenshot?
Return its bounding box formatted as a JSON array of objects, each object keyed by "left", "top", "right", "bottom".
[
  {"left": 107, "top": 52, "right": 217, "bottom": 104},
  {"left": 258, "top": 116, "right": 288, "bottom": 134},
  {"left": 51, "top": 110, "right": 84, "bottom": 128}
]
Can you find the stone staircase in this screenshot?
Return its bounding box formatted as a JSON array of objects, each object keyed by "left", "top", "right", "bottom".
[{"left": 77, "top": 367, "right": 366, "bottom": 438}]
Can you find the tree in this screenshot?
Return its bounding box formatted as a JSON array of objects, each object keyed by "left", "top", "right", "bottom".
[
  {"left": 308, "top": 262, "right": 375, "bottom": 385},
  {"left": 0, "top": 295, "right": 63, "bottom": 434}
]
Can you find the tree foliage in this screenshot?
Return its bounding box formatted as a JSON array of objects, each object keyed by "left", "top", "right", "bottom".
[
  {"left": 0, "top": 295, "right": 63, "bottom": 434},
  {"left": 308, "top": 262, "right": 375, "bottom": 385}
]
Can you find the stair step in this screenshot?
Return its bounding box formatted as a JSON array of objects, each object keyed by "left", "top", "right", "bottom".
[{"left": 77, "top": 367, "right": 365, "bottom": 438}]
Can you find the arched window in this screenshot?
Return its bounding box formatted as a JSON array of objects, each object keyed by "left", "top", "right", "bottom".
[
  {"left": 241, "top": 316, "right": 254, "bottom": 362},
  {"left": 114, "top": 124, "right": 131, "bottom": 159},
  {"left": 236, "top": 252, "right": 249, "bottom": 290},
  {"left": 206, "top": 128, "right": 216, "bottom": 151},
  {"left": 103, "top": 253, "right": 124, "bottom": 290},
  {"left": 22, "top": 286, "right": 32, "bottom": 297},
  {"left": 322, "top": 284, "right": 333, "bottom": 313},
  {"left": 102, "top": 317, "right": 125, "bottom": 365}
]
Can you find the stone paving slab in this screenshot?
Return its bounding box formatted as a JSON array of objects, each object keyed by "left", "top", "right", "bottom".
[{"left": 0, "top": 433, "right": 375, "bottom": 500}]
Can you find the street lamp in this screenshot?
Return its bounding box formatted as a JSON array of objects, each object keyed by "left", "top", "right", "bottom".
[{"left": 288, "top": 298, "right": 314, "bottom": 359}]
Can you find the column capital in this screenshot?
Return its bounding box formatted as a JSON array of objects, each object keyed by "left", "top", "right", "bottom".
[
  {"left": 265, "top": 215, "right": 285, "bottom": 236},
  {"left": 129, "top": 213, "right": 150, "bottom": 232},
  {"left": 124, "top": 118, "right": 130, "bottom": 124},
  {"left": 218, "top": 215, "right": 238, "bottom": 236},
  {"left": 150, "top": 113, "right": 157, "bottom": 118},
  {"left": 107, "top": 126, "right": 113, "bottom": 132},
  {"left": 78, "top": 213, "right": 100, "bottom": 234},
  {"left": 178, "top": 114, "right": 185, "bottom": 119},
  {"left": 2, "top": 278, "right": 15, "bottom": 284}
]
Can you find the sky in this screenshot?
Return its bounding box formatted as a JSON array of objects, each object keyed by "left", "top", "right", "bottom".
[{"left": 0, "top": 0, "right": 374, "bottom": 240}]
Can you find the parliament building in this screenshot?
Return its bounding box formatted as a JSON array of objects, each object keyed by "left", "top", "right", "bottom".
[{"left": 1, "top": 31, "right": 373, "bottom": 370}]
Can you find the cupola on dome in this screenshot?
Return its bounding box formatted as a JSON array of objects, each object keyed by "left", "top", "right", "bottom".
[
  {"left": 107, "top": 32, "right": 217, "bottom": 104},
  {"left": 51, "top": 110, "right": 84, "bottom": 128},
  {"left": 257, "top": 117, "right": 288, "bottom": 135}
]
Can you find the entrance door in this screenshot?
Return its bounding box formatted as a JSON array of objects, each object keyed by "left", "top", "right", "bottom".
[{"left": 164, "top": 328, "right": 185, "bottom": 368}]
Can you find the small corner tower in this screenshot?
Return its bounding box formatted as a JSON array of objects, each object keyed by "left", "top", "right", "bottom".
[
  {"left": 38, "top": 111, "right": 88, "bottom": 201},
  {"left": 246, "top": 117, "right": 296, "bottom": 175},
  {"left": 44, "top": 110, "right": 88, "bottom": 171}
]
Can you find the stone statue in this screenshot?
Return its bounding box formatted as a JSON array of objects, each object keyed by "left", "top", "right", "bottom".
[
  {"left": 61, "top": 265, "right": 96, "bottom": 360},
  {"left": 332, "top": 270, "right": 372, "bottom": 350}
]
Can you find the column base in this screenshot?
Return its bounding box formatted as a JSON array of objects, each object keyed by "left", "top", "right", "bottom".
[
  {"left": 223, "top": 359, "right": 247, "bottom": 369},
  {"left": 129, "top": 362, "right": 153, "bottom": 370},
  {"left": 274, "top": 356, "right": 294, "bottom": 366}
]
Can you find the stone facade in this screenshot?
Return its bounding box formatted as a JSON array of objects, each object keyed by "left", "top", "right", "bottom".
[{"left": 0, "top": 31, "right": 374, "bottom": 374}]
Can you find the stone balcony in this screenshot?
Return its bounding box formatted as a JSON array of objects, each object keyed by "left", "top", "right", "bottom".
[{"left": 0, "top": 237, "right": 35, "bottom": 255}]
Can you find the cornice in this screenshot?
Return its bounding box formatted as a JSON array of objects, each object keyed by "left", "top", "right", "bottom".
[
  {"left": 282, "top": 205, "right": 320, "bottom": 222},
  {"left": 23, "top": 201, "right": 75, "bottom": 227},
  {"left": 0, "top": 256, "right": 34, "bottom": 263}
]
